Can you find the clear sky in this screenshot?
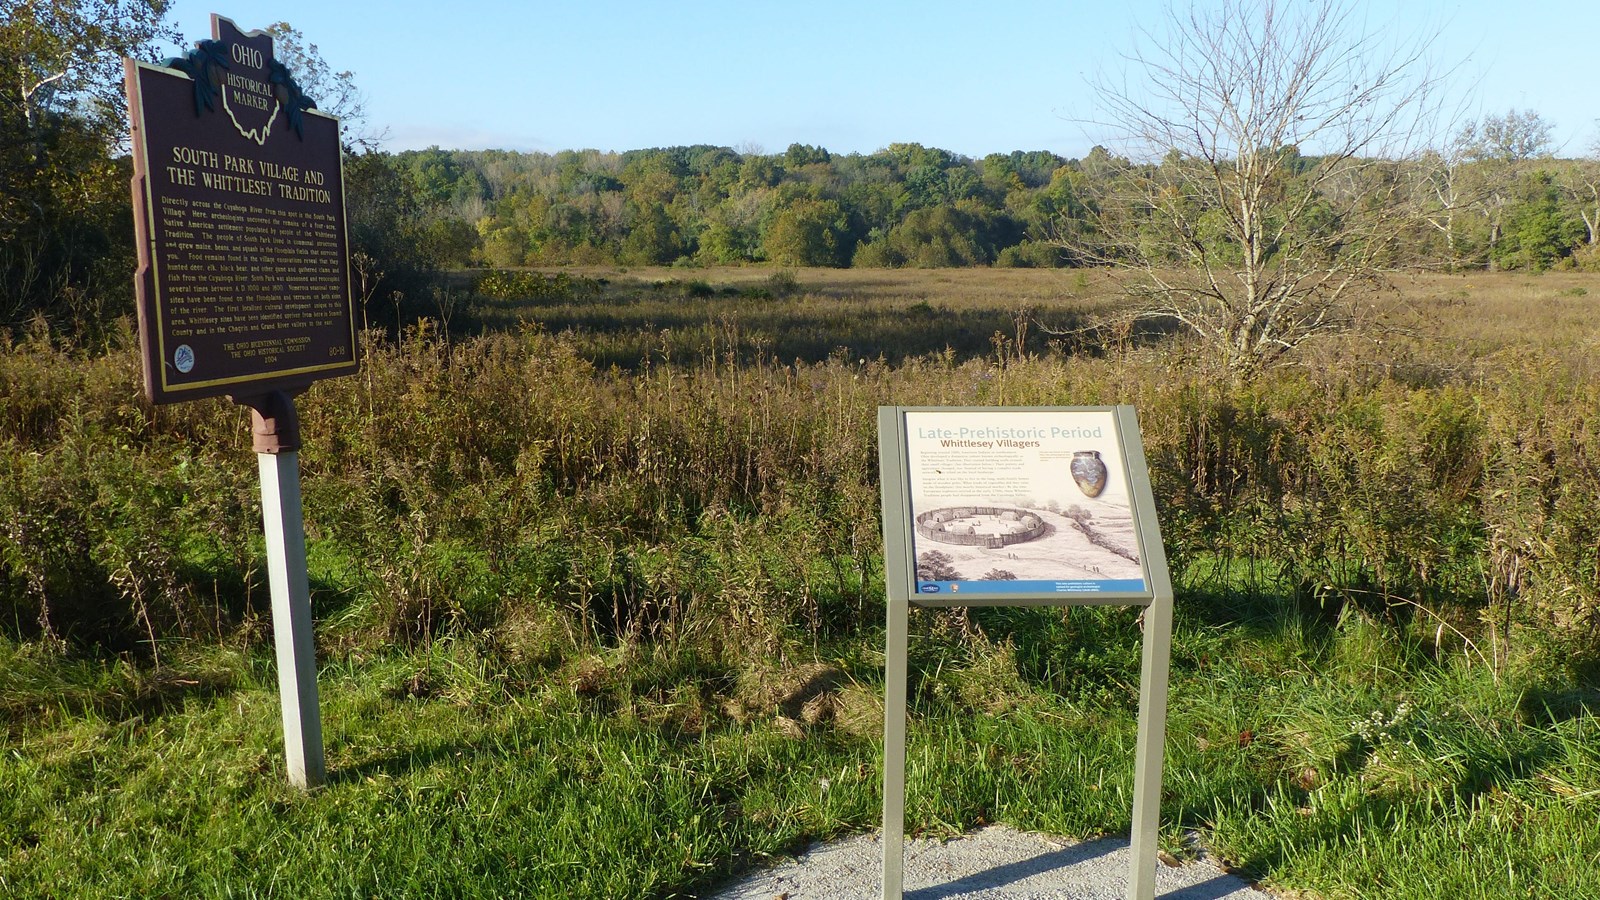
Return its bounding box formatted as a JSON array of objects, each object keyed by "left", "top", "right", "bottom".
[{"left": 158, "top": 1, "right": 1598, "bottom": 159}]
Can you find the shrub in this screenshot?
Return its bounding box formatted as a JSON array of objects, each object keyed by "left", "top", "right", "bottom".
[{"left": 474, "top": 270, "right": 600, "bottom": 304}]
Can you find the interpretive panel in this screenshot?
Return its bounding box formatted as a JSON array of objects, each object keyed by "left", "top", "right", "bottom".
[
  {"left": 880, "top": 406, "right": 1160, "bottom": 603},
  {"left": 876, "top": 404, "right": 1175, "bottom": 900},
  {"left": 125, "top": 16, "right": 356, "bottom": 404}
]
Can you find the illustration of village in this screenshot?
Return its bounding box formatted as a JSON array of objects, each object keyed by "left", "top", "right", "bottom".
[{"left": 905, "top": 416, "right": 1146, "bottom": 588}]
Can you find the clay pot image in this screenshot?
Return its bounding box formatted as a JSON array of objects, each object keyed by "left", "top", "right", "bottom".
[{"left": 1070, "top": 450, "right": 1108, "bottom": 498}]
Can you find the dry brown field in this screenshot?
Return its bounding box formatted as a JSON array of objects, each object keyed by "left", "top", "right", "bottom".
[{"left": 504, "top": 265, "right": 1600, "bottom": 373}]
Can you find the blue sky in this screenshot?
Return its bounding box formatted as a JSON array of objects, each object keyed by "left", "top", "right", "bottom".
[{"left": 159, "top": 1, "right": 1598, "bottom": 159}]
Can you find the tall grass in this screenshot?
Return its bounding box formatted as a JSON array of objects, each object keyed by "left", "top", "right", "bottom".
[
  {"left": 7, "top": 270, "right": 1599, "bottom": 669},
  {"left": 2, "top": 268, "right": 1599, "bottom": 898}
]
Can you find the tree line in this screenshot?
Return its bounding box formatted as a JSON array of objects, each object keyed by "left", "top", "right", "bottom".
[
  {"left": 395, "top": 127, "right": 1600, "bottom": 276},
  {"left": 4, "top": 2, "right": 1598, "bottom": 340}
]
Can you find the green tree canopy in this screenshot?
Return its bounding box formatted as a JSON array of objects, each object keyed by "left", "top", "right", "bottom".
[
  {"left": 0, "top": 0, "right": 175, "bottom": 331},
  {"left": 763, "top": 198, "right": 848, "bottom": 267}
]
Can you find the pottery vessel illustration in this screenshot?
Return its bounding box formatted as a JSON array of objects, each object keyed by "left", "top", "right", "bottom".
[{"left": 1070, "top": 450, "right": 1108, "bottom": 498}]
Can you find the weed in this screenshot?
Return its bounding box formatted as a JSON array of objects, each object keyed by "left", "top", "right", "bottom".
[{"left": 3, "top": 269, "right": 1600, "bottom": 897}]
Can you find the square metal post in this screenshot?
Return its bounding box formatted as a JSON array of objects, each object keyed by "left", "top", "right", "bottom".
[
  {"left": 877, "top": 406, "right": 913, "bottom": 899},
  {"left": 244, "top": 391, "right": 326, "bottom": 789},
  {"left": 258, "top": 449, "right": 326, "bottom": 788},
  {"left": 1119, "top": 403, "right": 1174, "bottom": 900},
  {"left": 1126, "top": 587, "right": 1173, "bottom": 899},
  {"left": 881, "top": 593, "right": 910, "bottom": 899}
]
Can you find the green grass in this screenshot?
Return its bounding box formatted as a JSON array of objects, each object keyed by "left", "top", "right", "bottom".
[
  {"left": 6, "top": 596, "right": 1599, "bottom": 898},
  {"left": 0, "top": 640, "right": 878, "bottom": 898},
  {"left": 6, "top": 268, "right": 1600, "bottom": 898}
]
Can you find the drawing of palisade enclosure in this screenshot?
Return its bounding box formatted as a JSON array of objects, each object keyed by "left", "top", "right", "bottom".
[{"left": 904, "top": 409, "right": 1145, "bottom": 591}]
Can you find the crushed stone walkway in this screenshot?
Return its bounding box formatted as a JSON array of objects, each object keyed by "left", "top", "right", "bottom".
[{"left": 705, "top": 826, "right": 1276, "bottom": 900}]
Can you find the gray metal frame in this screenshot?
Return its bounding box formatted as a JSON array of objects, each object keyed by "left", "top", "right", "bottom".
[{"left": 877, "top": 405, "right": 1174, "bottom": 900}]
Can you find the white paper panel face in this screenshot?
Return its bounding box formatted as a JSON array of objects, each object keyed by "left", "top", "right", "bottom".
[{"left": 902, "top": 408, "right": 1151, "bottom": 599}]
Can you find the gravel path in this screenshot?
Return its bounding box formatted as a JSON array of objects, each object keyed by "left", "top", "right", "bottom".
[{"left": 705, "top": 827, "right": 1274, "bottom": 900}]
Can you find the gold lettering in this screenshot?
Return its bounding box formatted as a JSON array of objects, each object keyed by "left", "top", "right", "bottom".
[{"left": 171, "top": 146, "right": 218, "bottom": 168}]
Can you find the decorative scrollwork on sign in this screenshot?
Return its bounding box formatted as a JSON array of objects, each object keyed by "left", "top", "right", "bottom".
[
  {"left": 163, "top": 38, "right": 318, "bottom": 140},
  {"left": 269, "top": 61, "right": 317, "bottom": 140},
  {"left": 164, "top": 39, "right": 230, "bottom": 117}
]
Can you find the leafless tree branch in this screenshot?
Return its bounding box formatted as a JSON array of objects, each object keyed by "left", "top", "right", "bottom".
[{"left": 1066, "top": 0, "right": 1446, "bottom": 376}]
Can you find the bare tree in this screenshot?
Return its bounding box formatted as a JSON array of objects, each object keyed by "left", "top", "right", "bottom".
[
  {"left": 1070, "top": 0, "right": 1443, "bottom": 375},
  {"left": 1469, "top": 109, "right": 1555, "bottom": 163},
  {"left": 1415, "top": 128, "right": 1478, "bottom": 268},
  {"left": 1556, "top": 125, "right": 1600, "bottom": 250},
  {"left": 264, "top": 21, "right": 381, "bottom": 149},
  {"left": 1455, "top": 109, "right": 1555, "bottom": 267}
]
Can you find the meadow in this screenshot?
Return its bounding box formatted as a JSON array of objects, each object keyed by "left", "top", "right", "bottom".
[{"left": 3, "top": 266, "right": 1600, "bottom": 898}]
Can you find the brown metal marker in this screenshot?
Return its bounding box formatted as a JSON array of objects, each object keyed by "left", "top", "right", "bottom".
[{"left": 126, "top": 15, "right": 357, "bottom": 789}]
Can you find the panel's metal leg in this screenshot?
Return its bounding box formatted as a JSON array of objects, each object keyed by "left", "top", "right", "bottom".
[
  {"left": 882, "top": 594, "right": 910, "bottom": 900},
  {"left": 1127, "top": 593, "right": 1174, "bottom": 900},
  {"left": 258, "top": 449, "right": 326, "bottom": 788}
]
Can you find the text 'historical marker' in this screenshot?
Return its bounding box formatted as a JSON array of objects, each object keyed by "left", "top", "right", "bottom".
[{"left": 126, "top": 16, "right": 356, "bottom": 404}]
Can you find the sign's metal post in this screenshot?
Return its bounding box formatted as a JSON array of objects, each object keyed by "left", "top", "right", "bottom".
[
  {"left": 881, "top": 592, "right": 910, "bottom": 898},
  {"left": 877, "top": 405, "right": 914, "bottom": 899},
  {"left": 243, "top": 390, "right": 325, "bottom": 788},
  {"left": 1127, "top": 586, "right": 1173, "bottom": 899},
  {"left": 1119, "top": 405, "right": 1174, "bottom": 900}
]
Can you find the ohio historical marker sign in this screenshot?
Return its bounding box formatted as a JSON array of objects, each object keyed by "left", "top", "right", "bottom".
[
  {"left": 125, "top": 15, "right": 356, "bottom": 404},
  {"left": 123, "top": 15, "right": 357, "bottom": 789}
]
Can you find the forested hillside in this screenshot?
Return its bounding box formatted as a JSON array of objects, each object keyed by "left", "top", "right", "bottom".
[
  {"left": 8, "top": 123, "right": 1599, "bottom": 339},
  {"left": 401, "top": 132, "right": 1600, "bottom": 274},
  {"left": 4, "top": 0, "right": 1598, "bottom": 342}
]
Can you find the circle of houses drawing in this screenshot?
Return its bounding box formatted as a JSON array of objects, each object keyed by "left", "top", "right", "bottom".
[{"left": 915, "top": 506, "right": 1048, "bottom": 549}]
